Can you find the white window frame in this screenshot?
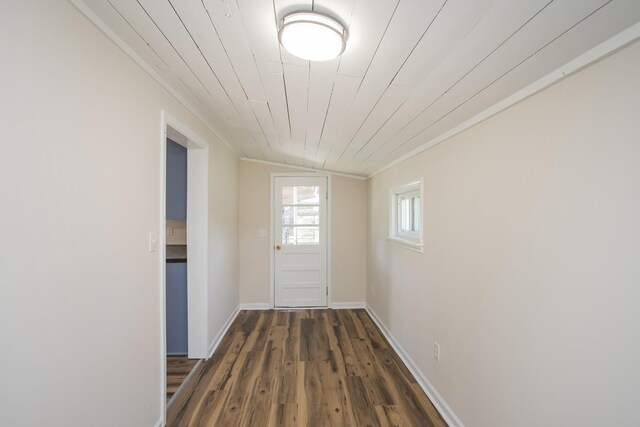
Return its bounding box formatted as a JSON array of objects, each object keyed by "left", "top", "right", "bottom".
[{"left": 388, "top": 179, "right": 424, "bottom": 252}]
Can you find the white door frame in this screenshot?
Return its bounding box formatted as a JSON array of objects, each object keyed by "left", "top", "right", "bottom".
[
  {"left": 270, "top": 172, "right": 332, "bottom": 309},
  {"left": 159, "top": 111, "right": 209, "bottom": 424}
]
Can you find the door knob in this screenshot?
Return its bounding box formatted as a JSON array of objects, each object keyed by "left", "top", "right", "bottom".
[{"left": 275, "top": 245, "right": 281, "bottom": 250}]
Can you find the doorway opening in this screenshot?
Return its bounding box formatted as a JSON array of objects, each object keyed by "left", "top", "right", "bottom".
[
  {"left": 160, "top": 112, "right": 209, "bottom": 422},
  {"left": 165, "top": 138, "right": 192, "bottom": 403}
]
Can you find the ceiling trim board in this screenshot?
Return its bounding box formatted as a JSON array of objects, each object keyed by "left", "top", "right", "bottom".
[
  {"left": 67, "top": 0, "right": 239, "bottom": 157},
  {"left": 367, "top": 20, "right": 640, "bottom": 179},
  {"left": 240, "top": 158, "right": 366, "bottom": 180}
]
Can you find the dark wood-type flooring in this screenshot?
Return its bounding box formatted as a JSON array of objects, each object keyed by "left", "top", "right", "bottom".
[
  {"left": 167, "top": 356, "right": 200, "bottom": 402},
  {"left": 167, "top": 308, "right": 447, "bottom": 426}
]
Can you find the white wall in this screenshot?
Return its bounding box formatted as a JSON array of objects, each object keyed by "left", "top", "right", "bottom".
[
  {"left": 208, "top": 146, "right": 239, "bottom": 347},
  {"left": 367, "top": 40, "right": 640, "bottom": 426},
  {"left": 0, "top": 2, "right": 238, "bottom": 426},
  {"left": 238, "top": 160, "right": 367, "bottom": 306},
  {"left": 331, "top": 175, "right": 367, "bottom": 304}
]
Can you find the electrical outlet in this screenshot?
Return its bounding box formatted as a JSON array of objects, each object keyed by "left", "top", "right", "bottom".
[{"left": 433, "top": 342, "right": 440, "bottom": 362}]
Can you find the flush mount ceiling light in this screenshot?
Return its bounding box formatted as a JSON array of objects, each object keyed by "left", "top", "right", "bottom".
[{"left": 278, "top": 11, "right": 347, "bottom": 61}]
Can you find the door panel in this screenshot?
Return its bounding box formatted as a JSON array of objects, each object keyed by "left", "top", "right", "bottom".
[{"left": 274, "top": 176, "right": 327, "bottom": 307}]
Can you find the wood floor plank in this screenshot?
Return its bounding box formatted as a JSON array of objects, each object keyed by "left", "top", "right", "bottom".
[
  {"left": 357, "top": 310, "right": 389, "bottom": 349},
  {"left": 317, "top": 358, "right": 355, "bottom": 426},
  {"left": 242, "top": 375, "right": 272, "bottom": 427},
  {"left": 376, "top": 404, "right": 410, "bottom": 427},
  {"left": 278, "top": 358, "right": 298, "bottom": 404},
  {"left": 166, "top": 356, "right": 199, "bottom": 401},
  {"left": 411, "top": 383, "right": 448, "bottom": 427},
  {"left": 166, "top": 359, "right": 212, "bottom": 426},
  {"left": 187, "top": 389, "right": 228, "bottom": 427},
  {"left": 268, "top": 403, "right": 298, "bottom": 426},
  {"left": 346, "top": 375, "right": 382, "bottom": 427},
  {"left": 304, "top": 361, "right": 328, "bottom": 426},
  {"left": 347, "top": 309, "right": 370, "bottom": 340},
  {"left": 335, "top": 322, "right": 364, "bottom": 376},
  {"left": 166, "top": 309, "right": 448, "bottom": 427},
  {"left": 296, "top": 362, "right": 308, "bottom": 426}
]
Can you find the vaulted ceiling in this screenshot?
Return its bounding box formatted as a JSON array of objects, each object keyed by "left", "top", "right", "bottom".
[{"left": 80, "top": 0, "right": 640, "bottom": 176}]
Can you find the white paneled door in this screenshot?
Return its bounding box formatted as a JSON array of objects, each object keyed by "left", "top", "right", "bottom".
[{"left": 274, "top": 176, "right": 327, "bottom": 308}]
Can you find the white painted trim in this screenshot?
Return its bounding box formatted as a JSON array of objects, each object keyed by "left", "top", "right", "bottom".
[
  {"left": 161, "top": 111, "right": 210, "bottom": 361},
  {"left": 153, "top": 417, "right": 163, "bottom": 427},
  {"left": 241, "top": 157, "right": 366, "bottom": 180},
  {"left": 239, "top": 303, "right": 271, "bottom": 310},
  {"left": 186, "top": 145, "right": 209, "bottom": 359},
  {"left": 368, "top": 22, "right": 640, "bottom": 179},
  {"left": 365, "top": 304, "right": 465, "bottom": 427},
  {"left": 389, "top": 178, "right": 424, "bottom": 251},
  {"left": 331, "top": 302, "right": 366, "bottom": 309},
  {"left": 386, "top": 238, "right": 424, "bottom": 253},
  {"left": 327, "top": 174, "right": 333, "bottom": 308},
  {"left": 66, "top": 0, "right": 238, "bottom": 157},
  {"left": 270, "top": 173, "right": 332, "bottom": 309},
  {"left": 159, "top": 111, "right": 210, "bottom": 426},
  {"left": 158, "top": 115, "right": 168, "bottom": 427},
  {"left": 269, "top": 174, "right": 275, "bottom": 309},
  {"left": 207, "top": 305, "right": 241, "bottom": 359}
]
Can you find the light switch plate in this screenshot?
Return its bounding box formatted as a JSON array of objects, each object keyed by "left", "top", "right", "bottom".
[
  {"left": 149, "top": 232, "right": 158, "bottom": 253},
  {"left": 258, "top": 228, "right": 268, "bottom": 238}
]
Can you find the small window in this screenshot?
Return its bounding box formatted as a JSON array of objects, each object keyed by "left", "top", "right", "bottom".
[{"left": 389, "top": 180, "right": 423, "bottom": 251}]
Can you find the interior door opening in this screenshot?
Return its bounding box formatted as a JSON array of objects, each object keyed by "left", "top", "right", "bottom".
[
  {"left": 160, "top": 114, "right": 209, "bottom": 423},
  {"left": 165, "top": 138, "right": 194, "bottom": 404}
]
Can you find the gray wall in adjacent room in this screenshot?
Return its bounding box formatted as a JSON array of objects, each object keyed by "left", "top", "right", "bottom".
[
  {"left": 166, "top": 138, "right": 188, "bottom": 355},
  {"left": 166, "top": 262, "right": 188, "bottom": 355},
  {"left": 166, "top": 138, "right": 187, "bottom": 220}
]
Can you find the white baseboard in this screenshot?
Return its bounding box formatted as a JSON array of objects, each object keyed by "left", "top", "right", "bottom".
[
  {"left": 207, "top": 305, "right": 240, "bottom": 359},
  {"left": 152, "top": 417, "right": 163, "bottom": 427},
  {"left": 239, "top": 302, "right": 366, "bottom": 310},
  {"left": 239, "top": 303, "right": 271, "bottom": 310},
  {"left": 365, "top": 304, "right": 465, "bottom": 427},
  {"left": 331, "top": 301, "right": 366, "bottom": 309}
]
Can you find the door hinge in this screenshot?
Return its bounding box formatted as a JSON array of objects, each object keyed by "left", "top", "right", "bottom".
[{"left": 326, "top": 287, "right": 328, "bottom": 295}]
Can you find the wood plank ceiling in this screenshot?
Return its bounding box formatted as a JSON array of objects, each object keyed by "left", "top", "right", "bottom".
[{"left": 80, "top": 0, "right": 640, "bottom": 176}]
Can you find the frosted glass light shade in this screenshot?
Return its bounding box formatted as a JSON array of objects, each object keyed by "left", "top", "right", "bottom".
[{"left": 278, "top": 12, "right": 347, "bottom": 61}]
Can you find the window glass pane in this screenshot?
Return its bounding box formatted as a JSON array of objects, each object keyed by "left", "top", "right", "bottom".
[
  {"left": 282, "top": 226, "right": 295, "bottom": 244},
  {"left": 412, "top": 197, "right": 420, "bottom": 231},
  {"left": 296, "top": 226, "right": 319, "bottom": 244},
  {"left": 283, "top": 205, "right": 295, "bottom": 226},
  {"left": 297, "top": 206, "right": 319, "bottom": 225},
  {"left": 282, "top": 206, "right": 320, "bottom": 226},
  {"left": 282, "top": 226, "right": 319, "bottom": 245},
  {"left": 282, "top": 186, "right": 320, "bottom": 204},
  {"left": 399, "top": 197, "right": 410, "bottom": 231}
]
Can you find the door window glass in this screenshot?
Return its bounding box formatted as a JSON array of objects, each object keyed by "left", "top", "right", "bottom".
[{"left": 282, "top": 185, "right": 320, "bottom": 244}]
